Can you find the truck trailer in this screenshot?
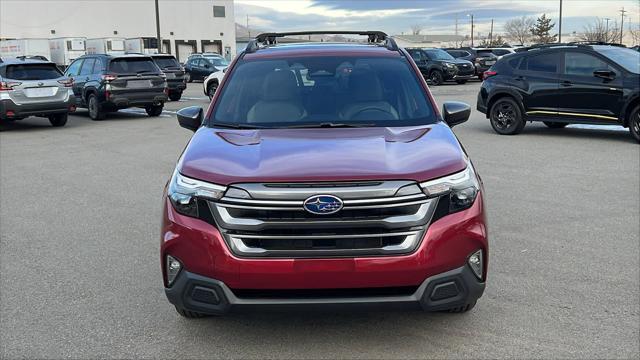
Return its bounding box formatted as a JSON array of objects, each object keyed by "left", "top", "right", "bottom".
[
  {"left": 49, "top": 37, "right": 87, "bottom": 68},
  {"left": 0, "top": 39, "right": 51, "bottom": 60},
  {"left": 86, "top": 38, "right": 126, "bottom": 56}
]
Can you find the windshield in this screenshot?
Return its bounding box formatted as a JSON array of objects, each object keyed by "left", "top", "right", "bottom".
[
  {"left": 153, "top": 56, "right": 180, "bottom": 69},
  {"left": 109, "top": 58, "right": 160, "bottom": 74},
  {"left": 4, "top": 64, "right": 62, "bottom": 80},
  {"left": 425, "top": 49, "right": 455, "bottom": 61},
  {"left": 205, "top": 56, "right": 229, "bottom": 67},
  {"left": 595, "top": 47, "right": 640, "bottom": 74},
  {"left": 211, "top": 56, "right": 435, "bottom": 128}
]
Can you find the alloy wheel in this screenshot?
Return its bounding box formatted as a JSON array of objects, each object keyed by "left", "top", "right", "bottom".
[{"left": 493, "top": 102, "right": 516, "bottom": 130}]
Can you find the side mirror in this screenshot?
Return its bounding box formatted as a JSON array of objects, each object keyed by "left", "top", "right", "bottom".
[
  {"left": 222, "top": 67, "right": 227, "bottom": 73},
  {"left": 177, "top": 106, "right": 203, "bottom": 132},
  {"left": 442, "top": 101, "right": 471, "bottom": 128},
  {"left": 593, "top": 69, "right": 615, "bottom": 81},
  {"left": 204, "top": 64, "right": 210, "bottom": 69}
]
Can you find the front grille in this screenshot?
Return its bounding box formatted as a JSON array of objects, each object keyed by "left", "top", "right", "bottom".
[{"left": 209, "top": 181, "right": 437, "bottom": 258}]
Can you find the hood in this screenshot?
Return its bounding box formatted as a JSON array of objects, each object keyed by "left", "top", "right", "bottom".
[{"left": 179, "top": 123, "right": 467, "bottom": 185}]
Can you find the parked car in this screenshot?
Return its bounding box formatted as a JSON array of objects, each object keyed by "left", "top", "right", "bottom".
[
  {"left": 445, "top": 48, "right": 498, "bottom": 79},
  {"left": 203, "top": 68, "right": 225, "bottom": 99},
  {"left": 480, "top": 47, "right": 516, "bottom": 59},
  {"left": 183, "top": 55, "right": 229, "bottom": 82},
  {"left": 64, "top": 54, "right": 168, "bottom": 120},
  {"left": 162, "top": 31, "right": 487, "bottom": 318},
  {"left": 0, "top": 58, "right": 75, "bottom": 127},
  {"left": 151, "top": 54, "right": 186, "bottom": 101},
  {"left": 406, "top": 47, "right": 475, "bottom": 85},
  {"left": 477, "top": 43, "right": 640, "bottom": 142}
]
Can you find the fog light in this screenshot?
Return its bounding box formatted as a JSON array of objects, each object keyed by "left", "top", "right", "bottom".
[
  {"left": 166, "top": 255, "right": 182, "bottom": 286},
  {"left": 468, "top": 250, "right": 483, "bottom": 280}
]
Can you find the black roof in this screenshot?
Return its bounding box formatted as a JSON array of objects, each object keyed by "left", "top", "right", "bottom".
[{"left": 78, "top": 53, "right": 153, "bottom": 59}]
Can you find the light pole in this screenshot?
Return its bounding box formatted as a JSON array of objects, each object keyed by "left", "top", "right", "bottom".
[
  {"left": 467, "top": 14, "right": 474, "bottom": 47},
  {"left": 155, "top": 0, "right": 161, "bottom": 53},
  {"left": 558, "top": 0, "right": 563, "bottom": 42},
  {"left": 604, "top": 18, "right": 611, "bottom": 42},
  {"left": 619, "top": 7, "right": 627, "bottom": 44}
]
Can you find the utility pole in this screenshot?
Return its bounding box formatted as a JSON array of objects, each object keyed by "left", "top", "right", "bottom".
[
  {"left": 558, "top": 0, "right": 563, "bottom": 42},
  {"left": 246, "top": 15, "right": 250, "bottom": 37},
  {"left": 455, "top": 15, "right": 458, "bottom": 46},
  {"left": 619, "top": 7, "right": 627, "bottom": 44},
  {"left": 489, "top": 19, "right": 494, "bottom": 45},
  {"left": 467, "top": 14, "right": 474, "bottom": 47},
  {"left": 155, "top": 0, "right": 161, "bottom": 53},
  {"left": 604, "top": 18, "right": 610, "bottom": 42}
]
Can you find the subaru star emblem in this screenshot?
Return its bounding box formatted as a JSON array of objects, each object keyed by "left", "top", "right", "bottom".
[{"left": 303, "top": 195, "right": 343, "bottom": 215}]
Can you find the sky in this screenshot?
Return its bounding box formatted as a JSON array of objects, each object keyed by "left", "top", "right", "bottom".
[{"left": 235, "top": 0, "right": 640, "bottom": 39}]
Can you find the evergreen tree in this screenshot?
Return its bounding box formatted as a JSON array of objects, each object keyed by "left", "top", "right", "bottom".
[{"left": 531, "top": 14, "right": 557, "bottom": 44}]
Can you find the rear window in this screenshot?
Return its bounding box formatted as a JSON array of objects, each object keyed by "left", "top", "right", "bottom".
[
  {"left": 477, "top": 50, "right": 494, "bottom": 57},
  {"left": 205, "top": 56, "right": 229, "bottom": 67},
  {"left": 212, "top": 56, "right": 435, "bottom": 128},
  {"left": 108, "top": 58, "right": 159, "bottom": 74},
  {"left": 3, "top": 63, "right": 62, "bottom": 80},
  {"left": 153, "top": 56, "right": 180, "bottom": 69}
]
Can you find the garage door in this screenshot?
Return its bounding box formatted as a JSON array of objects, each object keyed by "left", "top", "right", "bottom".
[
  {"left": 177, "top": 43, "right": 195, "bottom": 63},
  {"left": 203, "top": 43, "right": 221, "bottom": 54}
]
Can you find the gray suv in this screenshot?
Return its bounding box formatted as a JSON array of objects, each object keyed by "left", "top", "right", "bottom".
[{"left": 0, "top": 58, "right": 75, "bottom": 127}]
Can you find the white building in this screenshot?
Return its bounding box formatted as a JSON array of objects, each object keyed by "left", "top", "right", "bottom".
[{"left": 0, "top": 0, "right": 236, "bottom": 62}]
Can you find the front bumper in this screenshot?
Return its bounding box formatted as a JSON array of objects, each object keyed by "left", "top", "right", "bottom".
[
  {"left": 161, "top": 187, "right": 488, "bottom": 313},
  {"left": 0, "top": 94, "right": 75, "bottom": 120},
  {"left": 165, "top": 264, "right": 485, "bottom": 315}
]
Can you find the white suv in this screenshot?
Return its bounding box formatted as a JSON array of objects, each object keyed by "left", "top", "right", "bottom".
[{"left": 203, "top": 67, "right": 227, "bottom": 100}]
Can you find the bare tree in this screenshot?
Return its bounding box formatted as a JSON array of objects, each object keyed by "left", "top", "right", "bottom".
[
  {"left": 629, "top": 23, "right": 640, "bottom": 45},
  {"left": 580, "top": 18, "right": 620, "bottom": 43},
  {"left": 504, "top": 16, "right": 535, "bottom": 45},
  {"left": 410, "top": 24, "right": 424, "bottom": 35}
]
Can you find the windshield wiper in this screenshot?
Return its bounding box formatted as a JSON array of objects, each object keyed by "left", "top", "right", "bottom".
[
  {"left": 284, "top": 122, "right": 375, "bottom": 129},
  {"left": 211, "top": 122, "right": 268, "bottom": 129}
]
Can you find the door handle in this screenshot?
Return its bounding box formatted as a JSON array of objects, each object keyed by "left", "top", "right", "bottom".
[
  {"left": 561, "top": 80, "right": 572, "bottom": 87},
  {"left": 515, "top": 76, "right": 525, "bottom": 81}
]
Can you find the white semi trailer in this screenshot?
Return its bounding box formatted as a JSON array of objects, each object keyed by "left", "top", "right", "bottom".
[
  {"left": 86, "top": 38, "right": 126, "bottom": 55},
  {"left": 125, "top": 38, "right": 159, "bottom": 54},
  {"left": 0, "top": 39, "right": 51, "bottom": 60},
  {"left": 49, "top": 37, "right": 87, "bottom": 67}
]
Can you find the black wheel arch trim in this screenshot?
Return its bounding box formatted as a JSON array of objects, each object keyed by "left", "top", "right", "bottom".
[
  {"left": 486, "top": 89, "right": 525, "bottom": 118},
  {"left": 621, "top": 93, "right": 640, "bottom": 126}
]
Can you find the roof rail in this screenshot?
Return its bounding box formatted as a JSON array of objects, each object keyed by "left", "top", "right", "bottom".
[
  {"left": 515, "top": 41, "right": 626, "bottom": 52},
  {"left": 245, "top": 31, "right": 398, "bottom": 53}
]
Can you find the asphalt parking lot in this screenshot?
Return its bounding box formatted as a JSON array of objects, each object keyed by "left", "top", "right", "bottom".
[{"left": 1, "top": 80, "right": 638, "bottom": 358}]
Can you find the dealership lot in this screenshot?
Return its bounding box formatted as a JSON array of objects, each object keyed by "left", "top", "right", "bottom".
[{"left": 1, "top": 81, "right": 638, "bottom": 358}]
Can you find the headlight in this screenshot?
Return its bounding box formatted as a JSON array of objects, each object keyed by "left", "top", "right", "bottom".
[
  {"left": 420, "top": 162, "right": 479, "bottom": 213},
  {"left": 444, "top": 62, "right": 456, "bottom": 68},
  {"left": 167, "top": 169, "right": 226, "bottom": 217}
]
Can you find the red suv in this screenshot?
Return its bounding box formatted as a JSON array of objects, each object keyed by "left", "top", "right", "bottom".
[{"left": 161, "top": 31, "right": 488, "bottom": 317}]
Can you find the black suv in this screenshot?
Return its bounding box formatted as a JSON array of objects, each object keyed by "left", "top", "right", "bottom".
[
  {"left": 64, "top": 54, "right": 168, "bottom": 120},
  {"left": 477, "top": 43, "right": 640, "bottom": 142},
  {"left": 406, "top": 48, "right": 475, "bottom": 85},
  {"left": 445, "top": 48, "right": 498, "bottom": 79},
  {"left": 151, "top": 54, "right": 186, "bottom": 101},
  {"left": 183, "top": 55, "right": 229, "bottom": 82}
]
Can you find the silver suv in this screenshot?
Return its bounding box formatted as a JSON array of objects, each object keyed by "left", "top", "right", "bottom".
[{"left": 0, "top": 58, "right": 75, "bottom": 127}]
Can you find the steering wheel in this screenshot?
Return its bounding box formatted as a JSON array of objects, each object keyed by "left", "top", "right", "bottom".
[{"left": 349, "top": 106, "right": 397, "bottom": 121}]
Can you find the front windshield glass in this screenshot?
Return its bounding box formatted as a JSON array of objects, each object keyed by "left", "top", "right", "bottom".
[
  {"left": 425, "top": 49, "right": 455, "bottom": 61},
  {"left": 205, "top": 56, "right": 229, "bottom": 67},
  {"left": 596, "top": 47, "right": 640, "bottom": 74},
  {"left": 211, "top": 56, "right": 435, "bottom": 128}
]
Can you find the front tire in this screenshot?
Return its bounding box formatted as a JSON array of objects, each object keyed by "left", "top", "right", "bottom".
[
  {"left": 446, "top": 300, "right": 477, "bottom": 313},
  {"left": 175, "top": 306, "right": 207, "bottom": 319},
  {"left": 87, "top": 94, "right": 105, "bottom": 120},
  {"left": 145, "top": 104, "right": 164, "bottom": 117},
  {"left": 207, "top": 81, "right": 218, "bottom": 100},
  {"left": 629, "top": 105, "right": 640, "bottom": 143},
  {"left": 543, "top": 121, "right": 568, "bottom": 129},
  {"left": 169, "top": 92, "right": 182, "bottom": 101},
  {"left": 429, "top": 70, "right": 444, "bottom": 86},
  {"left": 489, "top": 97, "right": 525, "bottom": 135},
  {"left": 48, "top": 113, "right": 68, "bottom": 127}
]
